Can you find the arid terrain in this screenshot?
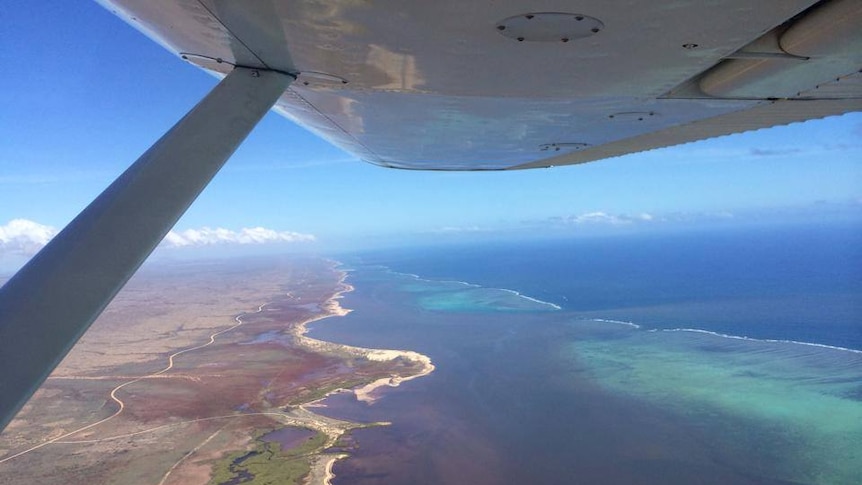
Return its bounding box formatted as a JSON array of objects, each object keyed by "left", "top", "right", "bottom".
[{"left": 0, "top": 255, "right": 431, "bottom": 484}]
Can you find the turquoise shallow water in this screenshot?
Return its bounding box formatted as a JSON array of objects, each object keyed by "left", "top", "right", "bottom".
[
  {"left": 394, "top": 273, "right": 560, "bottom": 312},
  {"left": 564, "top": 320, "right": 862, "bottom": 485}
]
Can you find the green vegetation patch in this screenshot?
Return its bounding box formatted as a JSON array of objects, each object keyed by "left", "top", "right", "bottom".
[
  {"left": 285, "top": 376, "right": 380, "bottom": 406},
  {"left": 209, "top": 429, "right": 327, "bottom": 485}
]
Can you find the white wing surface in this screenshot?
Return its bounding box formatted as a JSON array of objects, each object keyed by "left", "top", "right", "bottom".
[{"left": 97, "top": 0, "right": 862, "bottom": 170}]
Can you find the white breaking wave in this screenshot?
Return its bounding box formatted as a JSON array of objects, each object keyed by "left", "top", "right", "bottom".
[
  {"left": 496, "top": 288, "right": 562, "bottom": 310},
  {"left": 385, "top": 267, "right": 561, "bottom": 310},
  {"left": 581, "top": 319, "right": 860, "bottom": 354},
  {"left": 586, "top": 318, "right": 641, "bottom": 329},
  {"left": 387, "top": 269, "right": 478, "bottom": 288},
  {"left": 652, "top": 328, "right": 862, "bottom": 355},
  {"left": 439, "top": 279, "right": 478, "bottom": 288}
]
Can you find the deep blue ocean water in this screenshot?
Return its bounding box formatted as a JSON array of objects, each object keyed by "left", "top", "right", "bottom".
[
  {"left": 356, "top": 221, "right": 862, "bottom": 350},
  {"left": 312, "top": 221, "right": 862, "bottom": 484}
]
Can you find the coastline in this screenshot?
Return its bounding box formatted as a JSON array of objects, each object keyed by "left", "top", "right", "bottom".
[
  {"left": 290, "top": 269, "right": 436, "bottom": 376},
  {"left": 0, "top": 260, "right": 435, "bottom": 485},
  {"left": 278, "top": 265, "right": 436, "bottom": 484},
  {"left": 189, "top": 265, "right": 436, "bottom": 485},
  {"left": 353, "top": 351, "right": 435, "bottom": 404}
]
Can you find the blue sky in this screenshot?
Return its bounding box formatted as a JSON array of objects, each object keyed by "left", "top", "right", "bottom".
[{"left": 1, "top": 1, "right": 860, "bottom": 261}]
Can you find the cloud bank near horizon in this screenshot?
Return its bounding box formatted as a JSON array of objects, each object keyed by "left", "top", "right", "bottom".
[
  {"left": 164, "top": 227, "right": 315, "bottom": 247},
  {"left": 552, "top": 211, "right": 655, "bottom": 225},
  {"left": 0, "top": 219, "right": 315, "bottom": 257}
]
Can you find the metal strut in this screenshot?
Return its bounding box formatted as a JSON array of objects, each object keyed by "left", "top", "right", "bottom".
[{"left": 0, "top": 67, "right": 293, "bottom": 433}]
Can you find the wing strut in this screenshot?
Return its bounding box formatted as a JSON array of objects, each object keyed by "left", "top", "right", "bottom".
[{"left": 0, "top": 67, "right": 293, "bottom": 432}]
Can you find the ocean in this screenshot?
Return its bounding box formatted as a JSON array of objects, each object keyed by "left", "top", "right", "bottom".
[{"left": 309, "top": 220, "right": 862, "bottom": 484}]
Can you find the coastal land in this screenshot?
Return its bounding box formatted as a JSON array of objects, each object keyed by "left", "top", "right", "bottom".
[{"left": 0, "top": 256, "right": 432, "bottom": 485}]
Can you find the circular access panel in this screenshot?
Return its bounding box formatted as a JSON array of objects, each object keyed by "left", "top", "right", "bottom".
[{"left": 496, "top": 13, "right": 604, "bottom": 42}]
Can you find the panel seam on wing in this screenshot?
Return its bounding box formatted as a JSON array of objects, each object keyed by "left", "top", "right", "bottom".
[
  {"left": 509, "top": 98, "right": 862, "bottom": 170},
  {"left": 193, "top": 0, "right": 270, "bottom": 70},
  {"left": 282, "top": 87, "right": 387, "bottom": 165}
]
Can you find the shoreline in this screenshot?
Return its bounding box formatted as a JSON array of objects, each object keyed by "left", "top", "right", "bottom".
[
  {"left": 307, "top": 453, "right": 348, "bottom": 485},
  {"left": 0, "top": 260, "right": 434, "bottom": 484},
  {"left": 289, "top": 268, "right": 436, "bottom": 382},
  {"left": 279, "top": 264, "right": 435, "bottom": 484},
  {"left": 353, "top": 352, "right": 435, "bottom": 404}
]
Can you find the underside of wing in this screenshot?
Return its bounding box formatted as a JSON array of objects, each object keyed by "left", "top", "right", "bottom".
[{"left": 98, "top": 0, "right": 862, "bottom": 170}]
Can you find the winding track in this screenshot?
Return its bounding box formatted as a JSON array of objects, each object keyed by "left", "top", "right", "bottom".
[{"left": 0, "top": 304, "right": 266, "bottom": 464}]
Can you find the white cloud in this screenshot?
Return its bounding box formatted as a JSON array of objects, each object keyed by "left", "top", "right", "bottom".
[
  {"left": 430, "top": 225, "right": 486, "bottom": 234},
  {"left": 0, "top": 219, "right": 57, "bottom": 256},
  {"left": 0, "top": 219, "right": 314, "bottom": 257},
  {"left": 163, "top": 226, "right": 315, "bottom": 247},
  {"left": 660, "top": 211, "right": 735, "bottom": 222},
  {"left": 555, "top": 211, "right": 654, "bottom": 225}
]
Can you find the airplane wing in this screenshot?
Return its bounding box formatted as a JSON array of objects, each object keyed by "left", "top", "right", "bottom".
[{"left": 98, "top": 0, "right": 861, "bottom": 170}]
